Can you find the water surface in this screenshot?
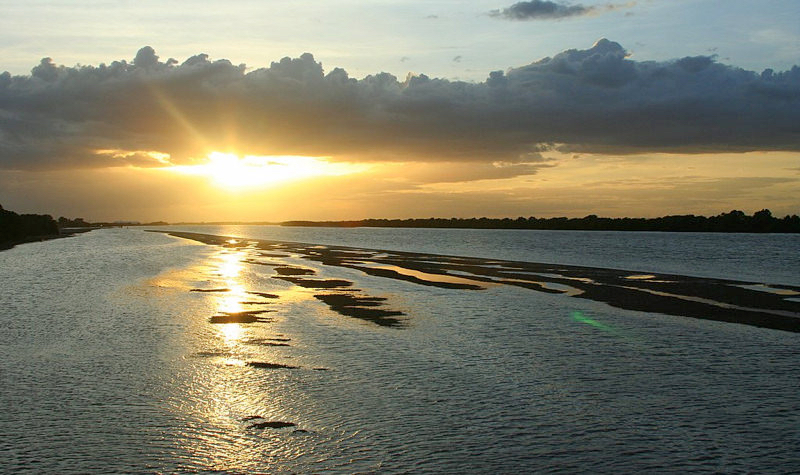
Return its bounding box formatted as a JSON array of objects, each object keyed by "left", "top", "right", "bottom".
[{"left": 1, "top": 227, "right": 798, "bottom": 473}]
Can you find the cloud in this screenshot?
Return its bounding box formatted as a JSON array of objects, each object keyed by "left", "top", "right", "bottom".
[
  {"left": 1, "top": 40, "right": 799, "bottom": 170},
  {"left": 489, "top": 1, "right": 634, "bottom": 20},
  {"left": 379, "top": 157, "right": 556, "bottom": 188},
  {"left": 490, "top": 1, "right": 592, "bottom": 20}
]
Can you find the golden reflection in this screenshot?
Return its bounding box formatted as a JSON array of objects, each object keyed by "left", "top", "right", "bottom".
[
  {"left": 219, "top": 322, "right": 244, "bottom": 343},
  {"left": 145, "top": 267, "right": 205, "bottom": 290},
  {"left": 217, "top": 285, "right": 248, "bottom": 314},
  {"left": 210, "top": 249, "right": 250, "bottom": 343},
  {"left": 217, "top": 251, "right": 243, "bottom": 279},
  {"left": 221, "top": 356, "right": 246, "bottom": 366},
  {"left": 160, "top": 241, "right": 311, "bottom": 471}
]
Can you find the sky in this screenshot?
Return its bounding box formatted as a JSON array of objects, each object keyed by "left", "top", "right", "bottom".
[{"left": 0, "top": 0, "right": 798, "bottom": 222}]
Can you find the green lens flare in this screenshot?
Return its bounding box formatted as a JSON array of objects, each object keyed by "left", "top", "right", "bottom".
[{"left": 571, "top": 311, "right": 615, "bottom": 333}]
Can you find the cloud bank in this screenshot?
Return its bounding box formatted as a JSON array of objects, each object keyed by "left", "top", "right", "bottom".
[{"left": 1, "top": 40, "right": 799, "bottom": 170}]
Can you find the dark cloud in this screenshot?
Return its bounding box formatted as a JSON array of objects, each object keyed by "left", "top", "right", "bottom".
[
  {"left": 490, "top": 1, "right": 636, "bottom": 20},
  {"left": 393, "top": 157, "right": 557, "bottom": 187},
  {"left": 1, "top": 39, "right": 799, "bottom": 170},
  {"left": 490, "top": 1, "right": 592, "bottom": 20}
]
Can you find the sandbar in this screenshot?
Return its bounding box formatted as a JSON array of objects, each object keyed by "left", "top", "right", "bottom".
[{"left": 158, "top": 230, "right": 800, "bottom": 333}]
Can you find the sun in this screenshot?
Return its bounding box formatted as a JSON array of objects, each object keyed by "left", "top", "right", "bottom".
[{"left": 168, "top": 152, "right": 366, "bottom": 189}]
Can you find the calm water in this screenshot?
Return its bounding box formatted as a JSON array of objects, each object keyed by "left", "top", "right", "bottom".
[{"left": 1, "top": 227, "right": 799, "bottom": 473}]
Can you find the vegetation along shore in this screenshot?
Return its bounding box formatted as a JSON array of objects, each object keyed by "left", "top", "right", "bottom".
[{"left": 285, "top": 209, "right": 799, "bottom": 233}]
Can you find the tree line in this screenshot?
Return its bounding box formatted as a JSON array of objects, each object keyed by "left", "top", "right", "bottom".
[
  {"left": 0, "top": 204, "right": 60, "bottom": 249},
  {"left": 283, "top": 209, "right": 800, "bottom": 233},
  {"left": 0, "top": 204, "right": 102, "bottom": 250}
]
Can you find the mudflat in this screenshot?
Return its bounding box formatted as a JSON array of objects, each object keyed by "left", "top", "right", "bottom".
[{"left": 159, "top": 230, "right": 800, "bottom": 333}]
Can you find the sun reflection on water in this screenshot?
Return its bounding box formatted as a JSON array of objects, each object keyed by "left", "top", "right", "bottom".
[
  {"left": 220, "top": 322, "right": 244, "bottom": 343},
  {"left": 212, "top": 249, "right": 251, "bottom": 343},
  {"left": 217, "top": 249, "right": 243, "bottom": 279},
  {"left": 150, "top": 239, "right": 326, "bottom": 471}
]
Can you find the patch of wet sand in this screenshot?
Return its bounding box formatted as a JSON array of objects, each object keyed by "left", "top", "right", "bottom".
[
  {"left": 247, "top": 291, "right": 280, "bottom": 299},
  {"left": 274, "top": 266, "right": 316, "bottom": 276},
  {"left": 243, "top": 338, "right": 291, "bottom": 347},
  {"left": 248, "top": 421, "right": 296, "bottom": 429},
  {"left": 246, "top": 361, "right": 298, "bottom": 369},
  {"left": 209, "top": 310, "right": 274, "bottom": 324},
  {"left": 314, "top": 293, "right": 404, "bottom": 327},
  {"left": 273, "top": 276, "right": 353, "bottom": 289}
]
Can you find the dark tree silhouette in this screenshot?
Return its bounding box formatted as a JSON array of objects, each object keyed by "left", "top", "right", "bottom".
[
  {"left": 57, "top": 216, "right": 91, "bottom": 228},
  {"left": 1, "top": 204, "right": 60, "bottom": 249},
  {"left": 283, "top": 210, "right": 800, "bottom": 233}
]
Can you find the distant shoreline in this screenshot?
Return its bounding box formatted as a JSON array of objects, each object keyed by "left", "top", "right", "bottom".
[
  {"left": 281, "top": 210, "right": 799, "bottom": 233},
  {"left": 137, "top": 209, "right": 800, "bottom": 233},
  {"left": 7, "top": 208, "right": 799, "bottom": 237}
]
